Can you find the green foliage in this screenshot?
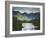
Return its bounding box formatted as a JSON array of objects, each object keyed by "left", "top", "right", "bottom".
[
  {"left": 13, "top": 16, "right": 23, "bottom": 31},
  {"left": 15, "top": 23, "right": 23, "bottom": 31},
  {"left": 32, "top": 18, "right": 40, "bottom": 30}
]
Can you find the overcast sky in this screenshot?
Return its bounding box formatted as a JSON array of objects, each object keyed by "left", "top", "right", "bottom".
[{"left": 12, "top": 7, "right": 40, "bottom": 14}]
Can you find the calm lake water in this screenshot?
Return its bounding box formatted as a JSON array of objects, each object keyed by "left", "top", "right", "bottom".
[{"left": 22, "top": 23, "right": 36, "bottom": 31}]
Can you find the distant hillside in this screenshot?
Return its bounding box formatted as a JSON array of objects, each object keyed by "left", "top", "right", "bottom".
[{"left": 12, "top": 11, "right": 40, "bottom": 21}]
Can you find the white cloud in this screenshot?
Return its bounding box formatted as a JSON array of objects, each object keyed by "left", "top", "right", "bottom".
[{"left": 13, "top": 7, "right": 40, "bottom": 14}]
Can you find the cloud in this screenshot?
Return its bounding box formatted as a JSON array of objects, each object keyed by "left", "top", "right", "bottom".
[{"left": 13, "top": 7, "right": 40, "bottom": 14}]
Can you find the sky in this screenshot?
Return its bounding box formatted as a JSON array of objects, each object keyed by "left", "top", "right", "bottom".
[{"left": 12, "top": 7, "right": 40, "bottom": 14}]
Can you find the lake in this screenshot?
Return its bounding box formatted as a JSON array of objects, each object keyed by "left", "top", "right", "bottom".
[{"left": 22, "top": 23, "right": 36, "bottom": 31}]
